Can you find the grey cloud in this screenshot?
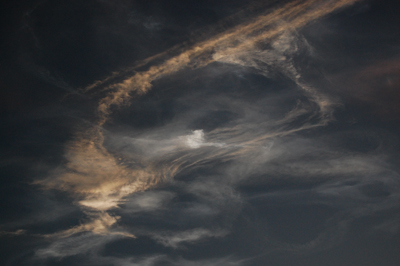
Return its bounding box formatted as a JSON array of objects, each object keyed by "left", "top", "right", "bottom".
[
  {"left": 150, "top": 228, "right": 228, "bottom": 249},
  {"left": 214, "top": 30, "right": 336, "bottom": 125},
  {"left": 168, "top": 257, "right": 244, "bottom": 266},
  {"left": 243, "top": 167, "right": 400, "bottom": 253},
  {"left": 122, "top": 191, "right": 176, "bottom": 213},
  {"left": 223, "top": 132, "right": 391, "bottom": 185},
  {"left": 370, "top": 216, "right": 400, "bottom": 235},
  {"left": 35, "top": 233, "right": 122, "bottom": 258},
  {"left": 83, "top": 255, "right": 243, "bottom": 266}
]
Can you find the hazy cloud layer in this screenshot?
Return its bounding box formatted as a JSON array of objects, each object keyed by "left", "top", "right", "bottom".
[{"left": 2, "top": 0, "right": 400, "bottom": 265}]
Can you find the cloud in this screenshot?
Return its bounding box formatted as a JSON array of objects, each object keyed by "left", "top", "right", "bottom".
[
  {"left": 36, "top": 252, "right": 243, "bottom": 266},
  {"left": 87, "top": 0, "right": 361, "bottom": 123},
  {"left": 151, "top": 228, "right": 228, "bottom": 249},
  {"left": 30, "top": 1, "right": 400, "bottom": 264},
  {"left": 169, "top": 257, "right": 244, "bottom": 266},
  {"left": 179, "top": 130, "right": 225, "bottom": 149},
  {"left": 33, "top": 130, "right": 168, "bottom": 238},
  {"left": 36, "top": 139, "right": 160, "bottom": 209},
  {"left": 122, "top": 191, "right": 176, "bottom": 213},
  {"left": 243, "top": 154, "right": 400, "bottom": 253},
  {"left": 99, "top": 255, "right": 244, "bottom": 266},
  {"left": 44, "top": 212, "right": 134, "bottom": 239},
  {"left": 36, "top": 233, "right": 118, "bottom": 258},
  {"left": 333, "top": 57, "right": 400, "bottom": 119},
  {"left": 370, "top": 217, "right": 400, "bottom": 236},
  {"left": 0, "top": 229, "right": 27, "bottom": 237}
]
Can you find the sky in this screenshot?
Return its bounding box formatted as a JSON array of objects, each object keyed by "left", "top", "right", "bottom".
[{"left": 1, "top": 0, "right": 400, "bottom": 265}]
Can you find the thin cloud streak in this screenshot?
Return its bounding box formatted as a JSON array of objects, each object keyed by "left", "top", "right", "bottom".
[
  {"left": 150, "top": 228, "right": 228, "bottom": 249},
  {"left": 91, "top": 0, "right": 360, "bottom": 123}
]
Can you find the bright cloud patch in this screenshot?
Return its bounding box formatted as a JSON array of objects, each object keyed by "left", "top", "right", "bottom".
[{"left": 180, "top": 130, "right": 224, "bottom": 149}]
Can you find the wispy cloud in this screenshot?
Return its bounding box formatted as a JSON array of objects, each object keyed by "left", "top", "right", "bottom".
[
  {"left": 88, "top": 0, "right": 360, "bottom": 123},
  {"left": 151, "top": 228, "right": 228, "bottom": 249},
  {"left": 27, "top": 1, "right": 400, "bottom": 265}
]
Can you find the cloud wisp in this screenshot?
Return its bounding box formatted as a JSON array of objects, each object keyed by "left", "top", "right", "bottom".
[
  {"left": 17, "top": 1, "right": 400, "bottom": 266},
  {"left": 88, "top": 0, "right": 360, "bottom": 123}
]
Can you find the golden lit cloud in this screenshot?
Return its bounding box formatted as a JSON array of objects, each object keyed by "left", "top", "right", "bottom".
[
  {"left": 91, "top": 0, "right": 360, "bottom": 123},
  {"left": 37, "top": 0, "right": 362, "bottom": 238}
]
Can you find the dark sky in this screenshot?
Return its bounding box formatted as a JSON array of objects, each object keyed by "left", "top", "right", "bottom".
[{"left": 1, "top": 0, "right": 400, "bottom": 265}]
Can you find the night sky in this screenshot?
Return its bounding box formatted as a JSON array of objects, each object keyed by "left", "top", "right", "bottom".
[{"left": 1, "top": 0, "right": 400, "bottom": 265}]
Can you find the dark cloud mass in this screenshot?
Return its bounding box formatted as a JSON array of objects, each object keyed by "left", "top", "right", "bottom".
[{"left": 1, "top": 0, "right": 400, "bottom": 265}]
